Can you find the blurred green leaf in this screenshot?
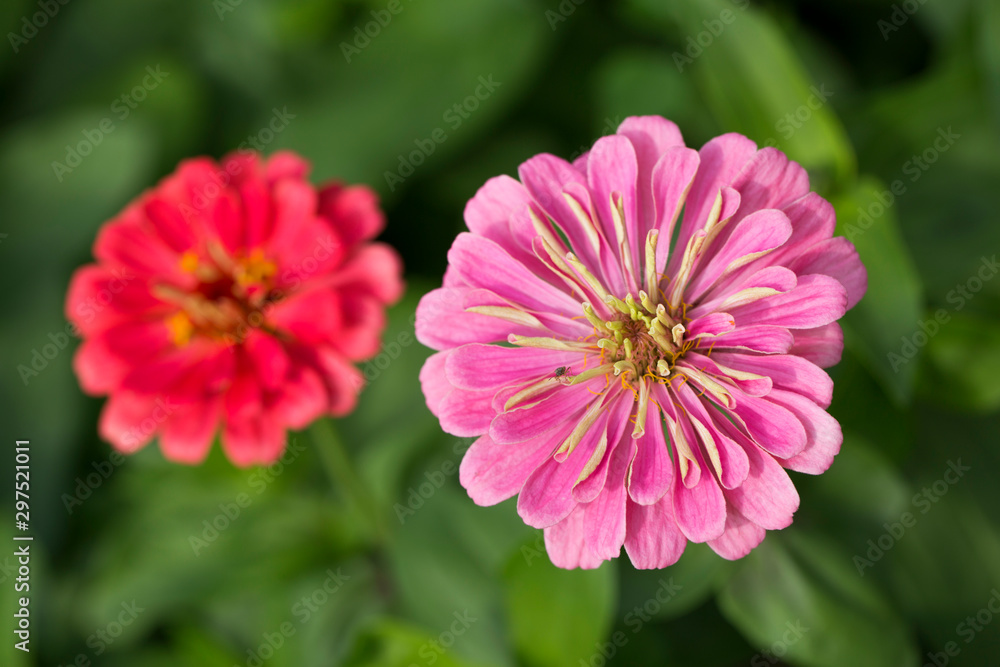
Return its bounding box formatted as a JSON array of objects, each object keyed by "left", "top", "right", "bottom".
[
  {"left": 797, "top": 435, "right": 911, "bottom": 542},
  {"left": 619, "top": 543, "right": 729, "bottom": 623},
  {"left": 388, "top": 483, "right": 516, "bottom": 667},
  {"left": 502, "top": 541, "right": 616, "bottom": 667},
  {"left": 978, "top": 0, "right": 1000, "bottom": 127},
  {"left": 346, "top": 287, "right": 445, "bottom": 516},
  {"left": 344, "top": 618, "right": 485, "bottom": 667},
  {"left": 826, "top": 355, "right": 915, "bottom": 462},
  {"left": 591, "top": 50, "right": 704, "bottom": 140},
  {"left": 832, "top": 177, "right": 924, "bottom": 405},
  {"left": 275, "top": 0, "right": 550, "bottom": 193},
  {"left": 626, "top": 0, "right": 855, "bottom": 190},
  {"left": 718, "top": 530, "right": 918, "bottom": 667},
  {"left": 919, "top": 311, "right": 1000, "bottom": 412},
  {"left": 884, "top": 494, "right": 1000, "bottom": 665}
]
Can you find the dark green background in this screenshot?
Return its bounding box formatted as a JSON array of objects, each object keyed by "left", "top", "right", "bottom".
[{"left": 1, "top": 0, "right": 999, "bottom": 665}]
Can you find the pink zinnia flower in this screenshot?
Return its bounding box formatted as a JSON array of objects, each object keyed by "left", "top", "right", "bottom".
[
  {"left": 67, "top": 150, "right": 403, "bottom": 466},
  {"left": 417, "top": 117, "right": 866, "bottom": 569}
]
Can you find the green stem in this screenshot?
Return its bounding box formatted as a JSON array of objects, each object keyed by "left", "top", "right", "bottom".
[{"left": 309, "top": 418, "right": 387, "bottom": 546}]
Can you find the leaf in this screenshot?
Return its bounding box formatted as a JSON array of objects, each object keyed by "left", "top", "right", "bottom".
[
  {"left": 795, "top": 435, "right": 912, "bottom": 544},
  {"left": 920, "top": 311, "right": 1000, "bottom": 412},
  {"left": 343, "top": 619, "right": 485, "bottom": 667},
  {"left": 502, "top": 539, "right": 617, "bottom": 667},
  {"left": 618, "top": 542, "right": 729, "bottom": 623},
  {"left": 717, "top": 530, "right": 918, "bottom": 667},
  {"left": 274, "top": 0, "right": 550, "bottom": 195},
  {"left": 387, "top": 484, "right": 518, "bottom": 667},
  {"left": 831, "top": 177, "right": 924, "bottom": 405},
  {"left": 884, "top": 494, "right": 1000, "bottom": 666},
  {"left": 626, "top": 0, "right": 855, "bottom": 191},
  {"left": 591, "top": 49, "right": 705, "bottom": 141}
]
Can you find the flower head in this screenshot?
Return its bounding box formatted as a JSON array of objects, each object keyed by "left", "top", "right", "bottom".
[
  {"left": 67, "top": 150, "right": 403, "bottom": 466},
  {"left": 417, "top": 117, "right": 866, "bottom": 568}
]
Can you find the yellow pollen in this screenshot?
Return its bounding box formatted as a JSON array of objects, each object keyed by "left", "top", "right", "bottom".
[
  {"left": 179, "top": 251, "right": 200, "bottom": 273},
  {"left": 167, "top": 311, "right": 194, "bottom": 346},
  {"left": 234, "top": 248, "right": 277, "bottom": 287}
]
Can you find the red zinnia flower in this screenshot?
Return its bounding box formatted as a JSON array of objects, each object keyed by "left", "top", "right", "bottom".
[{"left": 66, "top": 151, "right": 403, "bottom": 466}]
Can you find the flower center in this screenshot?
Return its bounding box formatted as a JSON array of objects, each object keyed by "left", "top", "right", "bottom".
[
  {"left": 157, "top": 245, "right": 282, "bottom": 346},
  {"left": 589, "top": 292, "right": 695, "bottom": 383}
]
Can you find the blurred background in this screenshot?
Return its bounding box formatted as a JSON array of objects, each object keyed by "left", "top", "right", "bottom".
[{"left": 1, "top": 0, "right": 1000, "bottom": 665}]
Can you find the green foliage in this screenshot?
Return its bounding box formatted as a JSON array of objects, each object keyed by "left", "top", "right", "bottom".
[
  {"left": 502, "top": 541, "right": 617, "bottom": 667},
  {"left": 718, "top": 530, "right": 919, "bottom": 667}
]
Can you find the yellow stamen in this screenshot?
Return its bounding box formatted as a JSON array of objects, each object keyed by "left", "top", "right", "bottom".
[
  {"left": 179, "top": 251, "right": 200, "bottom": 273},
  {"left": 166, "top": 311, "right": 194, "bottom": 346}
]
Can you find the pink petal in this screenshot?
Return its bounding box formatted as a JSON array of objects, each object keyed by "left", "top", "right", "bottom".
[
  {"left": 208, "top": 189, "right": 244, "bottom": 253},
  {"left": 681, "top": 353, "right": 772, "bottom": 398},
  {"left": 330, "top": 243, "right": 403, "bottom": 305},
  {"left": 789, "top": 323, "right": 844, "bottom": 368},
  {"left": 74, "top": 318, "right": 173, "bottom": 395},
  {"left": 686, "top": 209, "right": 793, "bottom": 300},
  {"left": 460, "top": 427, "right": 568, "bottom": 506},
  {"left": 724, "top": 435, "right": 799, "bottom": 531},
  {"left": 677, "top": 385, "right": 749, "bottom": 489},
  {"left": 273, "top": 364, "right": 328, "bottom": 429},
  {"left": 94, "top": 216, "right": 191, "bottom": 285},
  {"left": 686, "top": 312, "right": 736, "bottom": 339},
  {"left": 730, "top": 389, "right": 807, "bottom": 459},
  {"left": 265, "top": 150, "right": 310, "bottom": 183},
  {"left": 627, "top": 401, "right": 674, "bottom": 505},
  {"left": 544, "top": 506, "right": 605, "bottom": 570},
  {"left": 269, "top": 288, "right": 343, "bottom": 346},
  {"left": 587, "top": 135, "right": 640, "bottom": 269},
  {"left": 715, "top": 352, "right": 833, "bottom": 408},
  {"left": 650, "top": 147, "right": 701, "bottom": 270},
  {"left": 706, "top": 506, "right": 766, "bottom": 560},
  {"left": 616, "top": 116, "right": 686, "bottom": 238},
  {"left": 582, "top": 435, "right": 636, "bottom": 560},
  {"left": 730, "top": 147, "right": 811, "bottom": 217},
  {"left": 671, "top": 442, "right": 727, "bottom": 543},
  {"left": 624, "top": 495, "right": 687, "bottom": 569},
  {"left": 691, "top": 266, "right": 798, "bottom": 319},
  {"left": 448, "top": 233, "right": 580, "bottom": 315},
  {"left": 159, "top": 397, "right": 222, "bottom": 464},
  {"left": 464, "top": 174, "right": 533, "bottom": 252},
  {"left": 572, "top": 394, "right": 634, "bottom": 502},
  {"left": 120, "top": 339, "right": 233, "bottom": 402},
  {"left": 669, "top": 133, "right": 758, "bottom": 277},
  {"left": 438, "top": 386, "right": 496, "bottom": 437},
  {"left": 98, "top": 390, "right": 163, "bottom": 453},
  {"left": 420, "top": 351, "right": 452, "bottom": 418},
  {"left": 709, "top": 325, "right": 794, "bottom": 354},
  {"left": 243, "top": 330, "right": 290, "bottom": 391},
  {"left": 767, "top": 389, "right": 843, "bottom": 475},
  {"left": 313, "top": 346, "right": 363, "bottom": 416},
  {"left": 221, "top": 413, "right": 286, "bottom": 467},
  {"left": 446, "top": 343, "right": 580, "bottom": 391},
  {"left": 332, "top": 292, "right": 387, "bottom": 360},
  {"left": 267, "top": 180, "right": 322, "bottom": 263},
  {"left": 65, "top": 265, "right": 167, "bottom": 336},
  {"left": 517, "top": 404, "right": 611, "bottom": 528},
  {"left": 517, "top": 154, "right": 602, "bottom": 271},
  {"left": 317, "top": 183, "right": 385, "bottom": 246},
  {"left": 416, "top": 287, "right": 533, "bottom": 350},
  {"left": 787, "top": 236, "right": 868, "bottom": 310},
  {"left": 728, "top": 274, "right": 847, "bottom": 330},
  {"left": 762, "top": 192, "right": 836, "bottom": 267},
  {"left": 490, "top": 383, "right": 596, "bottom": 444},
  {"left": 144, "top": 197, "right": 197, "bottom": 253}
]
